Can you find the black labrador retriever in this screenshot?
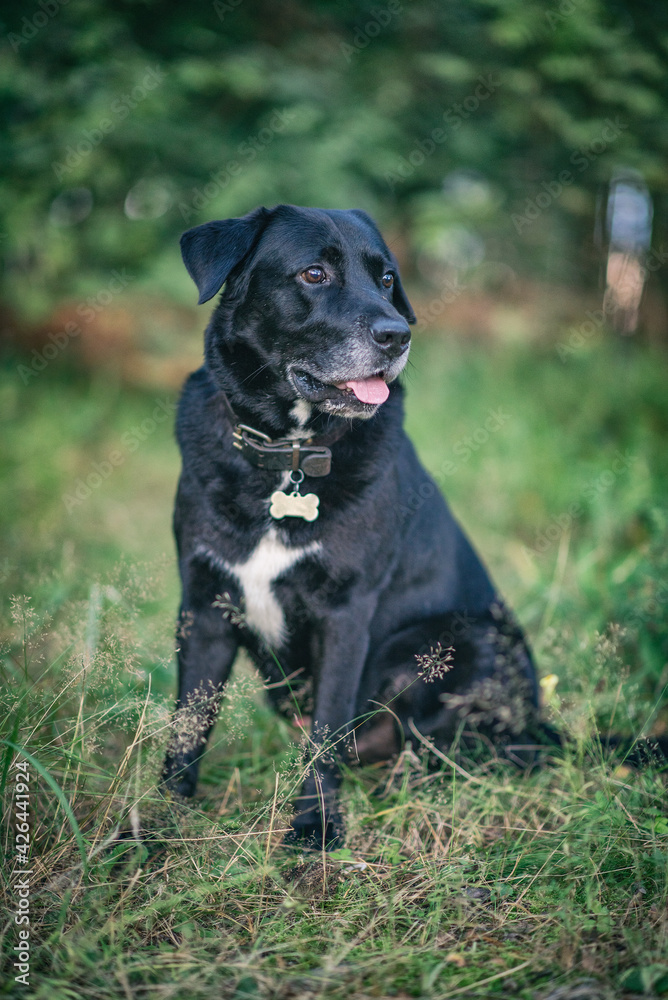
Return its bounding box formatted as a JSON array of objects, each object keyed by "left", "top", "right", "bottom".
[{"left": 161, "top": 204, "right": 547, "bottom": 847}]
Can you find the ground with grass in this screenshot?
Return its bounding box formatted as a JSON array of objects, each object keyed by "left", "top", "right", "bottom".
[{"left": 1, "top": 330, "right": 667, "bottom": 999}]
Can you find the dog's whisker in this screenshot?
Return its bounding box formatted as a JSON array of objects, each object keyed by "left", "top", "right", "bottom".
[{"left": 239, "top": 361, "right": 273, "bottom": 385}]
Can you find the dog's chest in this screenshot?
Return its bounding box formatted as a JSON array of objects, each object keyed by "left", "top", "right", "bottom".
[{"left": 200, "top": 529, "right": 320, "bottom": 647}]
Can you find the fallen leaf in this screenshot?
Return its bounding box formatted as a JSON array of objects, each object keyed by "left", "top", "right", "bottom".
[{"left": 445, "top": 952, "right": 466, "bottom": 968}]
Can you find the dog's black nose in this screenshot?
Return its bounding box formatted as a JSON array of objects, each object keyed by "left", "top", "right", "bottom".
[{"left": 369, "top": 318, "right": 411, "bottom": 356}]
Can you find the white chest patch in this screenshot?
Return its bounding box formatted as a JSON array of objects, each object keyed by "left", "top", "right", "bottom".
[
  {"left": 197, "top": 530, "right": 321, "bottom": 647},
  {"left": 286, "top": 398, "right": 313, "bottom": 436}
]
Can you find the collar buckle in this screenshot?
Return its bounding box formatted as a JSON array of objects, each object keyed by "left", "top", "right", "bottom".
[
  {"left": 232, "top": 423, "right": 273, "bottom": 451},
  {"left": 220, "top": 388, "right": 344, "bottom": 476}
]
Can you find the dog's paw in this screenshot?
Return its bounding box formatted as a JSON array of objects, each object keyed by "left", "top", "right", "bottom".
[
  {"left": 159, "top": 782, "right": 195, "bottom": 804},
  {"left": 159, "top": 765, "right": 198, "bottom": 801},
  {"left": 284, "top": 818, "right": 343, "bottom": 852}
]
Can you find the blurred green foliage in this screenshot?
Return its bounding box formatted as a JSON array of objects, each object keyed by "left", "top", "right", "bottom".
[
  {"left": 2, "top": 0, "right": 668, "bottom": 316},
  {"left": 2, "top": 336, "right": 667, "bottom": 732},
  {"left": 1, "top": 14, "right": 667, "bottom": 988}
]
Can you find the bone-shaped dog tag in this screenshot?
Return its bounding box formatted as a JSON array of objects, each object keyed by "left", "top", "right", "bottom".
[{"left": 270, "top": 490, "right": 319, "bottom": 521}]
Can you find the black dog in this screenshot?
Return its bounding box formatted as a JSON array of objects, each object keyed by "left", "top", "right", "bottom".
[{"left": 162, "top": 204, "right": 546, "bottom": 847}]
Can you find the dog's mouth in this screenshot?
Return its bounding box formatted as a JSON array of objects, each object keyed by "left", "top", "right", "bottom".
[{"left": 290, "top": 368, "right": 390, "bottom": 407}]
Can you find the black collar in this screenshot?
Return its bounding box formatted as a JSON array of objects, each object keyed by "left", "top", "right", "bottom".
[{"left": 218, "top": 390, "right": 349, "bottom": 478}]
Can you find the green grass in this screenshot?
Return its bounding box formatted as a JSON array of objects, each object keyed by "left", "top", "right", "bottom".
[{"left": 1, "top": 331, "right": 667, "bottom": 998}]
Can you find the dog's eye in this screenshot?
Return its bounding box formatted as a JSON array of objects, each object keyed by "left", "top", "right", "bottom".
[
  {"left": 381, "top": 273, "right": 394, "bottom": 288},
  {"left": 301, "top": 266, "right": 326, "bottom": 284}
]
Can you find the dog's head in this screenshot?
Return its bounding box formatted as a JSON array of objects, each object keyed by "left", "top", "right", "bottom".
[{"left": 180, "top": 205, "right": 416, "bottom": 420}]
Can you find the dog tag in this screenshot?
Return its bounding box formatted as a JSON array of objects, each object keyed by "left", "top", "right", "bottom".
[{"left": 270, "top": 490, "right": 319, "bottom": 521}]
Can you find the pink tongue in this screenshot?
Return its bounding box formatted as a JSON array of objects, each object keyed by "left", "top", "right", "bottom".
[{"left": 340, "top": 377, "right": 389, "bottom": 404}]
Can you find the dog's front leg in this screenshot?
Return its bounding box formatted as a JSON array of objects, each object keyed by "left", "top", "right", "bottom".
[
  {"left": 290, "top": 598, "right": 376, "bottom": 848},
  {"left": 162, "top": 598, "right": 239, "bottom": 799}
]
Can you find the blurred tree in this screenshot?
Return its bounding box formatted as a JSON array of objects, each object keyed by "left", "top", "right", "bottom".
[{"left": 1, "top": 0, "right": 667, "bottom": 316}]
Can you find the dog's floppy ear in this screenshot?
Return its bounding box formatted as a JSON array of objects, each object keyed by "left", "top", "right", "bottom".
[
  {"left": 349, "top": 208, "right": 417, "bottom": 325},
  {"left": 180, "top": 208, "right": 270, "bottom": 304},
  {"left": 390, "top": 267, "right": 417, "bottom": 325}
]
